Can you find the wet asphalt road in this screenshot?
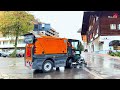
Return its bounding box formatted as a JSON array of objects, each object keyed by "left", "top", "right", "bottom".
[
  {"left": 33, "top": 68, "right": 95, "bottom": 79},
  {"left": 0, "top": 52, "right": 120, "bottom": 79},
  {"left": 0, "top": 57, "right": 95, "bottom": 79}
]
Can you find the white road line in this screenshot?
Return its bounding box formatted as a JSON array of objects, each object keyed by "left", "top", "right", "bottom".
[{"left": 83, "top": 68, "right": 104, "bottom": 79}]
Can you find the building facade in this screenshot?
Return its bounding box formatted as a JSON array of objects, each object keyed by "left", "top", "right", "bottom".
[
  {"left": 81, "top": 11, "right": 120, "bottom": 54},
  {"left": 0, "top": 21, "right": 59, "bottom": 51},
  {"left": 33, "top": 22, "right": 59, "bottom": 37}
]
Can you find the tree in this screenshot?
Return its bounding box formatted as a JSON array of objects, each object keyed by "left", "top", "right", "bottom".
[
  {"left": 0, "top": 11, "right": 35, "bottom": 57},
  {"left": 77, "top": 42, "right": 84, "bottom": 54}
]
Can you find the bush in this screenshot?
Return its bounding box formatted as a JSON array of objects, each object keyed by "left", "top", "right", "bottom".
[
  {"left": 116, "top": 52, "right": 120, "bottom": 57},
  {"left": 109, "top": 52, "right": 115, "bottom": 56},
  {"left": 109, "top": 51, "right": 120, "bottom": 57}
]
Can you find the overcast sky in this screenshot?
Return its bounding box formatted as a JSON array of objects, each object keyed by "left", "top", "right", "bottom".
[{"left": 30, "top": 11, "right": 84, "bottom": 41}]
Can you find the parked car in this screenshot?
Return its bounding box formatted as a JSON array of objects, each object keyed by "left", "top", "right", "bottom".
[
  {"left": 0, "top": 50, "right": 25, "bottom": 57},
  {"left": 1, "top": 51, "right": 11, "bottom": 57},
  {"left": 16, "top": 50, "right": 25, "bottom": 57},
  {"left": 0, "top": 51, "right": 3, "bottom": 57}
]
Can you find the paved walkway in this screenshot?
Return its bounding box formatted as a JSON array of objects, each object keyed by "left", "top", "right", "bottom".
[
  {"left": 82, "top": 52, "right": 120, "bottom": 60},
  {"left": 97, "top": 54, "right": 120, "bottom": 60}
]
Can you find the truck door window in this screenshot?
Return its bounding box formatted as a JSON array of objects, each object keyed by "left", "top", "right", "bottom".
[{"left": 71, "top": 42, "right": 78, "bottom": 50}]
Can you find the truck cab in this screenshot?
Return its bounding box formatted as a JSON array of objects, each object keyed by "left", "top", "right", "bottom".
[{"left": 65, "top": 39, "right": 86, "bottom": 68}]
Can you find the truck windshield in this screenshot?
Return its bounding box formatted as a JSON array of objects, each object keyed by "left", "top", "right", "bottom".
[
  {"left": 24, "top": 35, "right": 34, "bottom": 44},
  {"left": 75, "top": 51, "right": 80, "bottom": 54}
]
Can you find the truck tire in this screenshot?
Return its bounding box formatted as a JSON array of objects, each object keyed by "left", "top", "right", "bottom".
[
  {"left": 42, "top": 60, "right": 53, "bottom": 73},
  {"left": 65, "top": 59, "right": 72, "bottom": 69},
  {"left": 56, "top": 67, "right": 60, "bottom": 71},
  {"left": 33, "top": 69, "right": 43, "bottom": 74}
]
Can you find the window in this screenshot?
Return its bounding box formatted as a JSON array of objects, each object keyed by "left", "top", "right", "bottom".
[
  {"left": 71, "top": 42, "right": 78, "bottom": 50},
  {"left": 3, "top": 41, "right": 8, "bottom": 45},
  {"left": 42, "top": 24, "right": 45, "bottom": 27},
  {"left": 10, "top": 40, "right": 14, "bottom": 44},
  {"left": 34, "top": 24, "right": 38, "bottom": 31},
  {"left": 90, "top": 34, "right": 92, "bottom": 39},
  {"left": 117, "top": 24, "right": 120, "bottom": 30},
  {"left": 18, "top": 40, "right": 24, "bottom": 44},
  {"left": 96, "top": 16, "right": 99, "bottom": 21},
  {"left": 44, "top": 24, "right": 50, "bottom": 31},
  {"left": 97, "top": 28, "right": 99, "bottom": 34},
  {"left": 110, "top": 24, "right": 116, "bottom": 30},
  {"left": 89, "top": 26, "right": 92, "bottom": 31},
  {"left": 93, "top": 18, "right": 95, "bottom": 25},
  {"left": 38, "top": 24, "right": 42, "bottom": 30},
  {"left": 93, "top": 33, "right": 94, "bottom": 37},
  {"left": 108, "top": 16, "right": 113, "bottom": 18}
]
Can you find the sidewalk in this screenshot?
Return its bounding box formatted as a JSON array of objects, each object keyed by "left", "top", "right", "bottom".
[
  {"left": 97, "top": 53, "right": 120, "bottom": 60},
  {"left": 82, "top": 52, "right": 120, "bottom": 60}
]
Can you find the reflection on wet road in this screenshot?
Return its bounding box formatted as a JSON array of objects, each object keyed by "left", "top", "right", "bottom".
[
  {"left": 82, "top": 53, "right": 120, "bottom": 79},
  {"left": 33, "top": 68, "right": 95, "bottom": 79}
]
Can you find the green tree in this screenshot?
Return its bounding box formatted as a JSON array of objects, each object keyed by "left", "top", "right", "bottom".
[
  {"left": 77, "top": 42, "right": 84, "bottom": 54},
  {"left": 0, "top": 11, "right": 35, "bottom": 57}
]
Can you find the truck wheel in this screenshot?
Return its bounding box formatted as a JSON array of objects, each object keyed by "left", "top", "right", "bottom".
[
  {"left": 65, "top": 59, "right": 72, "bottom": 69},
  {"left": 42, "top": 60, "right": 53, "bottom": 73},
  {"left": 33, "top": 69, "right": 43, "bottom": 74},
  {"left": 56, "top": 67, "right": 60, "bottom": 71}
]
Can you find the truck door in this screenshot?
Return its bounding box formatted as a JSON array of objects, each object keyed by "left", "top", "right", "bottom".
[{"left": 68, "top": 39, "right": 81, "bottom": 61}]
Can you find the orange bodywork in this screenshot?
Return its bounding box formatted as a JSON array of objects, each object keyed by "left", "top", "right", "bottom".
[
  {"left": 34, "top": 36, "right": 68, "bottom": 55},
  {"left": 25, "top": 36, "right": 68, "bottom": 63}
]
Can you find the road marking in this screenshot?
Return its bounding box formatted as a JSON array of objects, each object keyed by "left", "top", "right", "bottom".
[{"left": 83, "top": 68, "right": 104, "bottom": 79}]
